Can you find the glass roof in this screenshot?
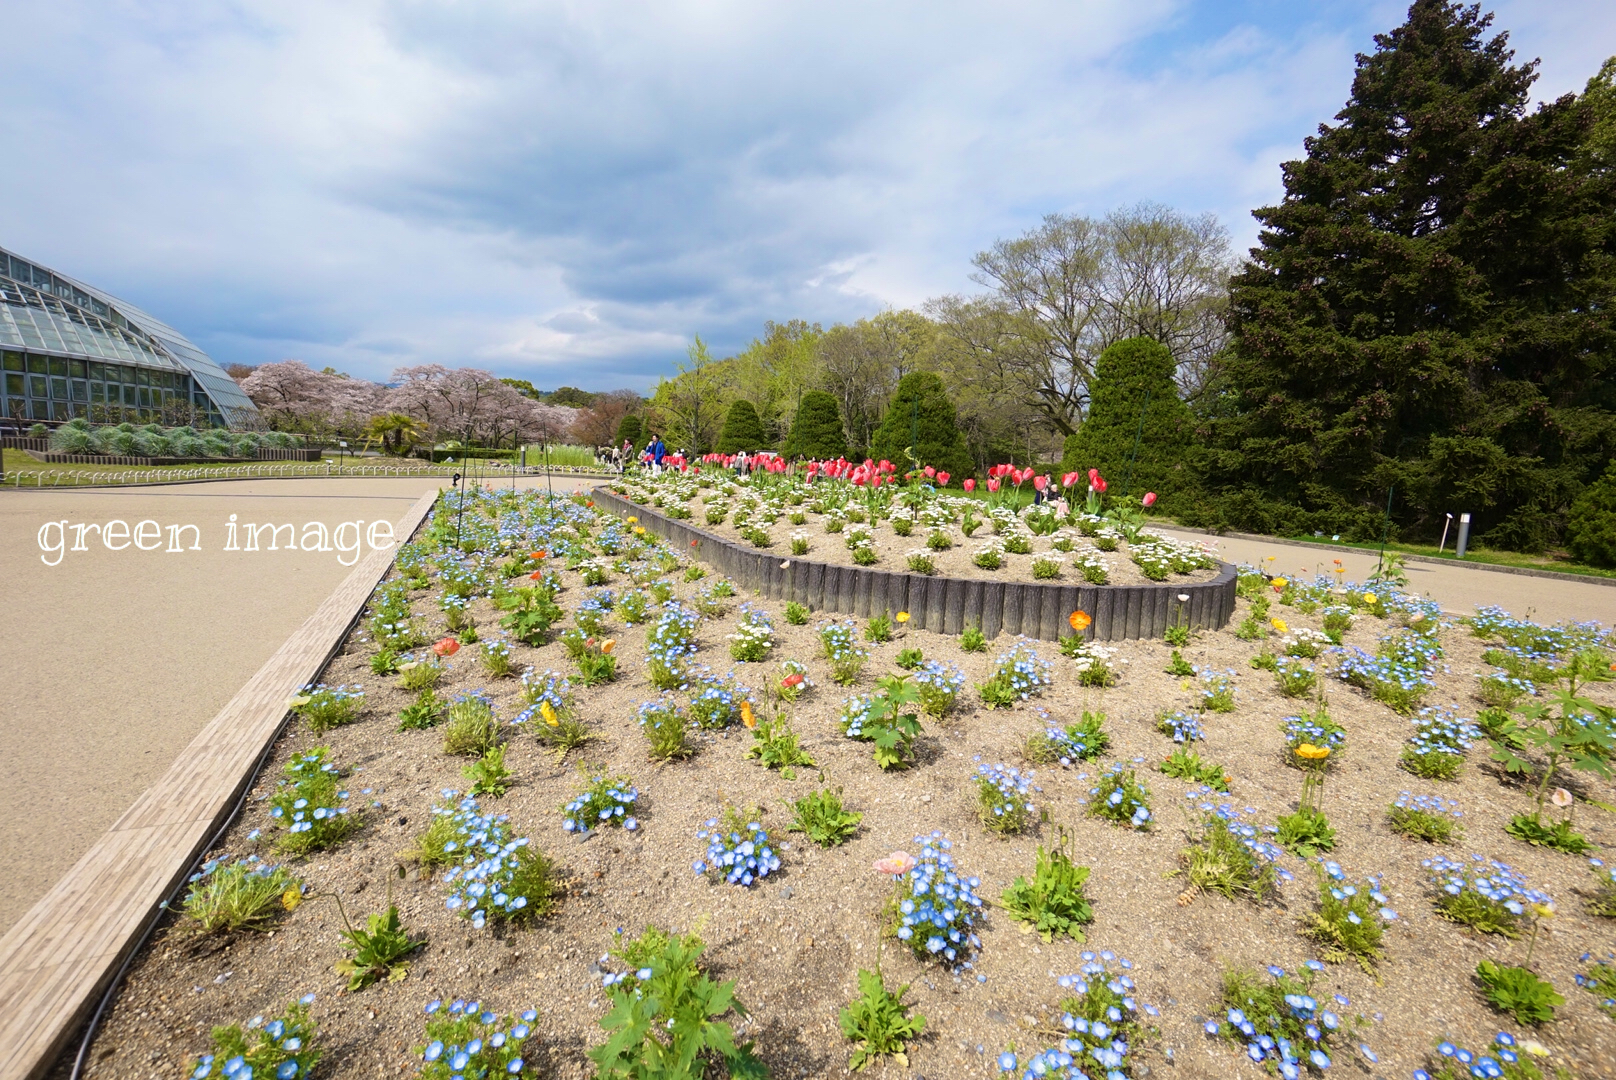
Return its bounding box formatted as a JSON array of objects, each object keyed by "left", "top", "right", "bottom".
[{"left": 0, "top": 244, "right": 260, "bottom": 426}]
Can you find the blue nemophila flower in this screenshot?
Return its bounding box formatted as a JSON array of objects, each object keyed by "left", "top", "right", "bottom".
[
  {"left": 980, "top": 640, "right": 1054, "bottom": 706},
  {"left": 889, "top": 831, "right": 983, "bottom": 967},
  {"left": 912, "top": 660, "right": 967, "bottom": 717},
  {"left": 694, "top": 809, "right": 781, "bottom": 887},
  {"left": 1423, "top": 855, "right": 1554, "bottom": 934},
  {"left": 975, "top": 763, "right": 1039, "bottom": 834},
  {"left": 417, "top": 995, "right": 535, "bottom": 1080},
  {"left": 1156, "top": 709, "right": 1205, "bottom": 743}
]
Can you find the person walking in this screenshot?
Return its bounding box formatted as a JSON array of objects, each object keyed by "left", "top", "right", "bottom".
[{"left": 651, "top": 435, "right": 666, "bottom": 474}]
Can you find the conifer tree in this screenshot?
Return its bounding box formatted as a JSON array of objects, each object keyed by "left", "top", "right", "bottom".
[
  {"left": 1196, "top": 1, "right": 1616, "bottom": 548},
  {"left": 869, "top": 371, "right": 974, "bottom": 482},
  {"left": 717, "top": 399, "right": 768, "bottom": 454},
  {"left": 781, "top": 390, "right": 848, "bottom": 460},
  {"left": 1061, "top": 337, "right": 1190, "bottom": 504}
]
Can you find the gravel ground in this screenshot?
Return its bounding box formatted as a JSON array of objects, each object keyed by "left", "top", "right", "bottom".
[{"left": 67, "top": 495, "right": 1616, "bottom": 1080}]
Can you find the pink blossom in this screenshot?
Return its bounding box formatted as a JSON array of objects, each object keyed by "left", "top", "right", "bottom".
[{"left": 872, "top": 851, "right": 916, "bottom": 877}]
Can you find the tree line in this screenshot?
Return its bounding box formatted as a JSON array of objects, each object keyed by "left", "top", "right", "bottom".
[{"left": 638, "top": 1, "right": 1616, "bottom": 563}]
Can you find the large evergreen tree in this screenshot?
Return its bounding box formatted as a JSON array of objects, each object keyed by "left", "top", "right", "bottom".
[
  {"left": 1061, "top": 337, "right": 1191, "bottom": 504},
  {"left": 869, "top": 371, "right": 975, "bottom": 482},
  {"left": 614, "top": 413, "right": 643, "bottom": 450},
  {"left": 781, "top": 390, "right": 848, "bottom": 460},
  {"left": 1195, "top": 1, "right": 1616, "bottom": 549},
  {"left": 717, "top": 398, "right": 768, "bottom": 454}
]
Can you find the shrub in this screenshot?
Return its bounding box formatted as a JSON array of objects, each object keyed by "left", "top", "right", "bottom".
[
  {"left": 1566, "top": 460, "right": 1616, "bottom": 568},
  {"left": 783, "top": 389, "right": 848, "bottom": 460},
  {"left": 784, "top": 600, "right": 809, "bottom": 625},
  {"left": 637, "top": 696, "right": 694, "bottom": 760},
  {"left": 959, "top": 623, "right": 988, "bottom": 652},
  {"left": 461, "top": 745, "right": 512, "bottom": 798},
  {"left": 717, "top": 398, "right": 767, "bottom": 454},
  {"left": 289, "top": 683, "right": 363, "bottom": 733},
  {"left": 745, "top": 713, "right": 815, "bottom": 774},
  {"left": 912, "top": 660, "right": 966, "bottom": 717},
  {"left": 868, "top": 371, "right": 974, "bottom": 482},
  {"left": 1060, "top": 336, "right": 1191, "bottom": 505},
  {"left": 181, "top": 856, "right": 301, "bottom": 933}
]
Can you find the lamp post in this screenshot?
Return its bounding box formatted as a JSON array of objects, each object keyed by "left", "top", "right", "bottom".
[{"left": 1438, "top": 513, "right": 1454, "bottom": 554}]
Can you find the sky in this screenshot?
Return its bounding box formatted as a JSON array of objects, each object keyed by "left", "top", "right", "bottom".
[{"left": 3, "top": 1, "right": 1612, "bottom": 392}]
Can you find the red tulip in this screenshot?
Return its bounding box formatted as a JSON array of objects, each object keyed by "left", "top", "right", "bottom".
[
  {"left": 1062, "top": 471, "right": 1080, "bottom": 489},
  {"left": 1033, "top": 475, "right": 1048, "bottom": 492},
  {"left": 987, "top": 478, "right": 1000, "bottom": 492},
  {"left": 1142, "top": 491, "right": 1157, "bottom": 507},
  {"left": 963, "top": 478, "right": 976, "bottom": 492},
  {"left": 936, "top": 471, "right": 950, "bottom": 485},
  {"left": 923, "top": 465, "right": 936, "bottom": 479}
]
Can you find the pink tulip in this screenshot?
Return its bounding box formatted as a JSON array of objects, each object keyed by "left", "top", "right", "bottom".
[
  {"left": 1033, "top": 475, "right": 1048, "bottom": 492},
  {"left": 963, "top": 478, "right": 976, "bottom": 492},
  {"left": 923, "top": 465, "right": 936, "bottom": 478},
  {"left": 1142, "top": 492, "right": 1157, "bottom": 507},
  {"left": 936, "top": 471, "right": 950, "bottom": 485},
  {"left": 987, "top": 478, "right": 1000, "bottom": 492},
  {"left": 1062, "top": 471, "right": 1080, "bottom": 489}
]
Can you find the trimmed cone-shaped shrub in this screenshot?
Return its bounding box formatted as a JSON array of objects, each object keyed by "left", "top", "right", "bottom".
[
  {"left": 869, "top": 371, "right": 974, "bottom": 482},
  {"left": 781, "top": 390, "right": 848, "bottom": 460},
  {"left": 615, "top": 413, "right": 643, "bottom": 450},
  {"left": 717, "top": 398, "right": 768, "bottom": 454},
  {"left": 1568, "top": 462, "right": 1616, "bottom": 569},
  {"left": 1061, "top": 336, "right": 1192, "bottom": 504}
]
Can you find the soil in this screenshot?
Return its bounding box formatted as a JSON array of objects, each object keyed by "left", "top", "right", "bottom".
[
  {"left": 67, "top": 495, "right": 1616, "bottom": 1080},
  {"left": 619, "top": 473, "right": 1221, "bottom": 589}
]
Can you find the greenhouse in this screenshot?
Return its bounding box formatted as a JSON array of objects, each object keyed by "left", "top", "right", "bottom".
[{"left": 0, "top": 244, "right": 258, "bottom": 429}]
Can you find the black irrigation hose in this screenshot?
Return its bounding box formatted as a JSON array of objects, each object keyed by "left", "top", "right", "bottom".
[{"left": 68, "top": 716, "right": 291, "bottom": 1080}]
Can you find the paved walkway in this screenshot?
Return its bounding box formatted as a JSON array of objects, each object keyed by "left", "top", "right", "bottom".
[
  {"left": 1156, "top": 527, "right": 1614, "bottom": 624},
  {"left": 0, "top": 473, "right": 592, "bottom": 936}
]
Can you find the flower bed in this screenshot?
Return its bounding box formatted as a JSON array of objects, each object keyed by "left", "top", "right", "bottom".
[{"left": 78, "top": 486, "right": 1616, "bottom": 1080}]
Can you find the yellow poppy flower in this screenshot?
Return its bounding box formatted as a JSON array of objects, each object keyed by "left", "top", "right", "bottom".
[
  {"left": 539, "top": 701, "right": 559, "bottom": 727},
  {"left": 1295, "top": 743, "right": 1331, "bottom": 760},
  {"left": 1271, "top": 618, "right": 1289, "bottom": 633},
  {"left": 281, "top": 887, "right": 303, "bottom": 912},
  {"left": 741, "top": 700, "right": 757, "bottom": 729},
  {"left": 1363, "top": 592, "right": 1378, "bottom": 604},
  {"left": 896, "top": 611, "right": 910, "bottom": 623}
]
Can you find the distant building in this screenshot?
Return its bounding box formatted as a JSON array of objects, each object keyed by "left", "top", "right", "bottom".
[{"left": 0, "top": 244, "right": 258, "bottom": 429}]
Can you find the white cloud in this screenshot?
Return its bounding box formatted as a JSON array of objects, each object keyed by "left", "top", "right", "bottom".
[{"left": 1, "top": 0, "right": 1609, "bottom": 389}]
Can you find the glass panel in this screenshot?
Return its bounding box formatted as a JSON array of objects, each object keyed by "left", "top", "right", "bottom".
[
  {"left": 71, "top": 380, "right": 87, "bottom": 402},
  {"left": 29, "top": 399, "right": 48, "bottom": 420},
  {"left": 88, "top": 362, "right": 103, "bottom": 380},
  {"left": 90, "top": 382, "right": 103, "bottom": 403},
  {"left": 5, "top": 373, "right": 22, "bottom": 395},
  {"left": 52, "top": 401, "right": 69, "bottom": 421},
  {"left": 71, "top": 403, "right": 86, "bottom": 418},
  {"left": 29, "top": 375, "right": 46, "bottom": 397},
  {"left": 2, "top": 351, "right": 21, "bottom": 371},
  {"left": 51, "top": 377, "right": 68, "bottom": 400},
  {"left": 49, "top": 357, "right": 68, "bottom": 376},
  {"left": 69, "top": 359, "right": 86, "bottom": 378},
  {"left": 136, "top": 369, "right": 149, "bottom": 385},
  {"left": 27, "top": 354, "right": 46, "bottom": 374}
]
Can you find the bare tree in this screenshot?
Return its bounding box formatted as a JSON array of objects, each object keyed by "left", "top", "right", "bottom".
[{"left": 569, "top": 389, "right": 641, "bottom": 447}]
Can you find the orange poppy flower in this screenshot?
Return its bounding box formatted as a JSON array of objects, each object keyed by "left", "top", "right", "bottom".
[
  {"left": 600, "top": 639, "right": 616, "bottom": 655},
  {"left": 530, "top": 570, "right": 545, "bottom": 580},
  {"left": 432, "top": 636, "right": 460, "bottom": 657},
  {"left": 740, "top": 700, "right": 757, "bottom": 729},
  {"left": 1069, "top": 610, "right": 1092, "bottom": 632}
]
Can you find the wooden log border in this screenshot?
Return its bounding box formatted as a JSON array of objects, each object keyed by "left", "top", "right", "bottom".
[{"left": 592, "top": 487, "right": 1235, "bottom": 642}]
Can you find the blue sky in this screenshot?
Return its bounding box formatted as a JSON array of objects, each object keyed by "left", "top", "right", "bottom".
[{"left": 3, "top": 1, "right": 1611, "bottom": 391}]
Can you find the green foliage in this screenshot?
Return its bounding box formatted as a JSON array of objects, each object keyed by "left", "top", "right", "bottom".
[
  {"left": 1059, "top": 337, "right": 1192, "bottom": 504},
  {"left": 745, "top": 715, "right": 816, "bottom": 772},
  {"left": 589, "top": 927, "right": 767, "bottom": 1080},
  {"left": 442, "top": 696, "right": 501, "bottom": 757},
  {"left": 1567, "top": 460, "right": 1616, "bottom": 568},
  {"left": 1192, "top": 0, "right": 1616, "bottom": 552},
  {"left": 403, "top": 809, "right": 465, "bottom": 872},
  {"left": 862, "top": 675, "right": 925, "bottom": 770},
  {"left": 1275, "top": 806, "right": 1336, "bottom": 858},
  {"left": 782, "top": 390, "right": 849, "bottom": 460},
  {"left": 270, "top": 746, "right": 361, "bottom": 856},
  {"left": 369, "top": 647, "right": 402, "bottom": 675},
  {"left": 334, "top": 902, "right": 420, "bottom": 990},
  {"left": 784, "top": 600, "right": 809, "bottom": 625},
  {"left": 1172, "top": 813, "right": 1279, "bottom": 905},
  {"left": 417, "top": 1002, "right": 536, "bottom": 1080},
  {"left": 1087, "top": 766, "right": 1152, "bottom": 830},
  {"left": 181, "top": 858, "right": 301, "bottom": 933},
  {"left": 462, "top": 744, "right": 512, "bottom": 798},
  {"left": 289, "top": 685, "right": 362, "bottom": 733},
  {"left": 1476, "top": 961, "right": 1563, "bottom": 1026},
  {"left": 499, "top": 589, "right": 562, "bottom": 645},
  {"left": 399, "top": 660, "right": 443, "bottom": 692},
  {"left": 999, "top": 834, "right": 1094, "bottom": 943},
  {"left": 868, "top": 370, "right": 974, "bottom": 481},
  {"left": 1158, "top": 747, "right": 1231, "bottom": 791},
  {"left": 1165, "top": 649, "right": 1196, "bottom": 676},
  {"left": 838, "top": 968, "right": 927, "bottom": 1072},
  {"left": 959, "top": 624, "right": 988, "bottom": 652},
  {"left": 786, "top": 787, "right": 863, "bottom": 846},
  {"left": 398, "top": 689, "right": 445, "bottom": 731},
  {"left": 895, "top": 647, "right": 924, "bottom": 670},
  {"left": 1304, "top": 865, "right": 1386, "bottom": 974},
  {"left": 1505, "top": 814, "right": 1593, "bottom": 855},
  {"left": 865, "top": 611, "right": 893, "bottom": 643},
  {"left": 189, "top": 999, "right": 320, "bottom": 1079},
  {"left": 642, "top": 703, "right": 696, "bottom": 762},
  {"left": 1387, "top": 803, "right": 1461, "bottom": 844},
  {"left": 717, "top": 398, "right": 768, "bottom": 454},
  {"left": 1024, "top": 711, "right": 1109, "bottom": 764}
]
